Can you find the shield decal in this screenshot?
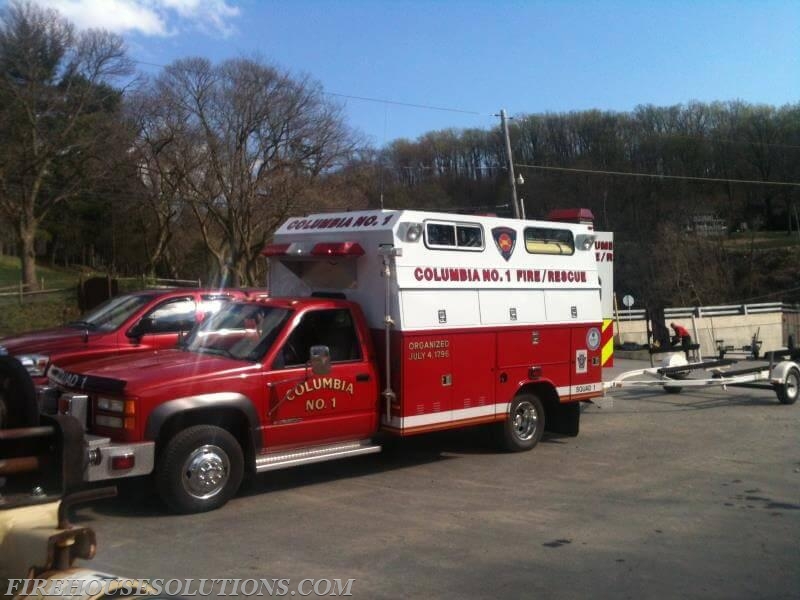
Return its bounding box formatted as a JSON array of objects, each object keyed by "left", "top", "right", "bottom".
[{"left": 492, "top": 227, "right": 517, "bottom": 261}]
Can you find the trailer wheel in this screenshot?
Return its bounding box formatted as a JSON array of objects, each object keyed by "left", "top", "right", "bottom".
[
  {"left": 156, "top": 425, "right": 244, "bottom": 514},
  {"left": 775, "top": 367, "right": 799, "bottom": 405},
  {"left": 500, "top": 393, "right": 544, "bottom": 452},
  {"left": 662, "top": 371, "right": 689, "bottom": 394},
  {"left": 0, "top": 356, "right": 39, "bottom": 429}
]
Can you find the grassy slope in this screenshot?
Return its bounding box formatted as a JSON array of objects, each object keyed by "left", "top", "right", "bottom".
[{"left": 0, "top": 255, "right": 83, "bottom": 337}]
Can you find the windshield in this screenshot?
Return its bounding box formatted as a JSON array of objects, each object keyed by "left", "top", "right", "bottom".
[
  {"left": 183, "top": 303, "right": 291, "bottom": 362},
  {"left": 68, "top": 293, "right": 158, "bottom": 332}
]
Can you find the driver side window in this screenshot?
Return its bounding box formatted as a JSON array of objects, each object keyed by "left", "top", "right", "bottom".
[{"left": 275, "top": 309, "right": 362, "bottom": 369}]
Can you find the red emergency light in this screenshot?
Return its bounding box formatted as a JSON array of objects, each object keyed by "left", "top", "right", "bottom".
[
  {"left": 546, "top": 208, "right": 595, "bottom": 225},
  {"left": 310, "top": 242, "right": 365, "bottom": 257},
  {"left": 261, "top": 243, "right": 291, "bottom": 256}
]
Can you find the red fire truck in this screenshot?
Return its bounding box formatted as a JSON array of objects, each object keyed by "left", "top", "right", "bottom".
[{"left": 45, "top": 209, "right": 605, "bottom": 513}]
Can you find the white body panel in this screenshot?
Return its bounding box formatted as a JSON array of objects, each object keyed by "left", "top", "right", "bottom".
[
  {"left": 594, "top": 231, "right": 614, "bottom": 319},
  {"left": 269, "top": 209, "right": 601, "bottom": 331}
]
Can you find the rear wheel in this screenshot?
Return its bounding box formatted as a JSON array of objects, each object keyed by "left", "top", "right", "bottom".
[
  {"left": 775, "top": 367, "right": 799, "bottom": 405},
  {"left": 156, "top": 425, "right": 244, "bottom": 514},
  {"left": 0, "top": 356, "right": 38, "bottom": 429},
  {"left": 499, "top": 393, "right": 544, "bottom": 452}
]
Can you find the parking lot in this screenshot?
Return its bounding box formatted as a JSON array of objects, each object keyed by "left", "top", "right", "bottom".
[{"left": 75, "top": 359, "right": 799, "bottom": 599}]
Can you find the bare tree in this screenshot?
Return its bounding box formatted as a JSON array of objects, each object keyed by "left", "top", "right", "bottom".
[
  {"left": 141, "top": 57, "right": 355, "bottom": 286},
  {"left": 127, "top": 89, "right": 195, "bottom": 277},
  {"left": 0, "top": 1, "right": 132, "bottom": 288}
]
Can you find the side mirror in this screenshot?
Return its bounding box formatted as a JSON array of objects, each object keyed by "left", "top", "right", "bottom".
[
  {"left": 309, "top": 345, "right": 331, "bottom": 375},
  {"left": 128, "top": 317, "right": 153, "bottom": 340}
]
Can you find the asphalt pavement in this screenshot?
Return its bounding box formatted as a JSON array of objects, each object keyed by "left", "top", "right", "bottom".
[{"left": 72, "top": 359, "right": 800, "bottom": 599}]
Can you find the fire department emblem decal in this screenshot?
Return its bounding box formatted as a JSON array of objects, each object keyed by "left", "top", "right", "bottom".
[
  {"left": 586, "top": 327, "right": 601, "bottom": 350},
  {"left": 576, "top": 350, "right": 588, "bottom": 374},
  {"left": 492, "top": 227, "right": 517, "bottom": 261}
]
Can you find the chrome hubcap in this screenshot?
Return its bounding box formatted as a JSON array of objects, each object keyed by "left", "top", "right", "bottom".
[
  {"left": 513, "top": 401, "right": 538, "bottom": 441},
  {"left": 182, "top": 444, "right": 230, "bottom": 500},
  {"left": 788, "top": 372, "right": 799, "bottom": 400}
]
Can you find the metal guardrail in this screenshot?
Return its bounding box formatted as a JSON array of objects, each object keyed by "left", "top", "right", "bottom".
[
  {"left": 115, "top": 277, "right": 202, "bottom": 288},
  {"left": 0, "top": 286, "right": 73, "bottom": 298},
  {"left": 0, "top": 275, "right": 202, "bottom": 303},
  {"left": 616, "top": 302, "right": 794, "bottom": 321}
]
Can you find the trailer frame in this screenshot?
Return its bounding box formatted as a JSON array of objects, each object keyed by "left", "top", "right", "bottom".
[{"left": 604, "top": 350, "right": 800, "bottom": 405}]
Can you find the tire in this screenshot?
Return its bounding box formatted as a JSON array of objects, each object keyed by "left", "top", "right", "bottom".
[
  {"left": 0, "top": 356, "right": 39, "bottom": 429},
  {"left": 156, "top": 425, "right": 244, "bottom": 514},
  {"left": 499, "top": 393, "right": 544, "bottom": 452},
  {"left": 662, "top": 371, "right": 688, "bottom": 394},
  {"left": 775, "top": 367, "right": 799, "bottom": 405}
]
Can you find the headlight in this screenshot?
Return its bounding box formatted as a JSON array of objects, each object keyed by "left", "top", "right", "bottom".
[
  {"left": 95, "top": 415, "right": 124, "bottom": 428},
  {"left": 17, "top": 354, "right": 49, "bottom": 376},
  {"left": 97, "top": 397, "right": 126, "bottom": 413}
]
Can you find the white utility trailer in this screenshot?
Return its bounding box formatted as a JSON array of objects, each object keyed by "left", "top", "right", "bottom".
[{"left": 604, "top": 349, "right": 800, "bottom": 405}]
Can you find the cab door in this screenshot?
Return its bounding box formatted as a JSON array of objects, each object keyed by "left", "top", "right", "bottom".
[
  {"left": 125, "top": 296, "right": 198, "bottom": 352},
  {"left": 264, "top": 308, "right": 378, "bottom": 450}
]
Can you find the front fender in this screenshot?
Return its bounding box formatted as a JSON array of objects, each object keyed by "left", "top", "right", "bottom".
[{"left": 144, "top": 392, "right": 261, "bottom": 453}]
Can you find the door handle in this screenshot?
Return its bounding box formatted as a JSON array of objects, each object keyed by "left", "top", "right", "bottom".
[{"left": 356, "top": 373, "right": 370, "bottom": 382}]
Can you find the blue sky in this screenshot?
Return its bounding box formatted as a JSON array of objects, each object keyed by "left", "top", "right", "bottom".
[{"left": 30, "top": 0, "right": 800, "bottom": 146}]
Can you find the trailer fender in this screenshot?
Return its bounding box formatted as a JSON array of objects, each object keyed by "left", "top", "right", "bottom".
[
  {"left": 769, "top": 361, "right": 799, "bottom": 386},
  {"left": 145, "top": 393, "right": 262, "bottom": 455},
  {"left": 770, "top": 361, "right": 800, "bottom": 405}
]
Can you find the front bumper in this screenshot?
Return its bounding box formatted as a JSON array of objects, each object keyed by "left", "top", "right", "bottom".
[{"left": 35, "top": 386, "right": 154, "bottom": 482}]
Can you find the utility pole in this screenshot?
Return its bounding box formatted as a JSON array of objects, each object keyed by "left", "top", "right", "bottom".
[{"left": 499, "top": 109, "right": 523, "bottom": 219}]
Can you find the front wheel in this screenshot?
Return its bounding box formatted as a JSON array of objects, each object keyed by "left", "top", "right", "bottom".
[
  {"left": 499, "top": 393, "right": 544, "bottom": 452},
  {"left": 775, "top": 367, "right": 799, "bottom": 405},
  {"left": 156, "top": 425, "right": 244, "bottom": 514}
]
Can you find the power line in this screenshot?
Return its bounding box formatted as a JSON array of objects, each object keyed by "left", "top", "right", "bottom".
[
  {"left": 514, "top": 163, "right": 800, "bottom": 187},
  {"left": 132, "top": 58, "right": 168, "bottom": 69},
  {"left": 733, "top": 285, "right": 800, "bottom": 303},
  {"left": 325, "top": 92, "right": 486, "bottom": 116}
]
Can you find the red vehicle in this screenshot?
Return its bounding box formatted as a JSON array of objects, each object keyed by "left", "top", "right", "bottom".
[
  {"left": 0, "top": 289, "right": 248, "bottom": 387},
  {"left": 48, "top": 209, "right": 605, "bottom": 513}
]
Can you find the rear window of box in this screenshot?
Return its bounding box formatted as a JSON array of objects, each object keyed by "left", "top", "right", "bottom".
[
  {"left": 425, "top": 222, "right": 484, "bottom": 251},
  {"left": 524, "top": 227, "right": 575, "bottom": 255}
]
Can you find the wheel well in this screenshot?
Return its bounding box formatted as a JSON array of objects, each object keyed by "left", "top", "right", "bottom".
[
  {"left": 516, "top": 382, "right": 580, "bottom": 436},
  {"left": 155, "top": 408, "right": 254, "bottom": 466}
]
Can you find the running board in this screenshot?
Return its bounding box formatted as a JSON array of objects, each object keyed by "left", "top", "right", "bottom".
[{"left": 255, "top": 440, "right": 381, "bottom": 473}]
